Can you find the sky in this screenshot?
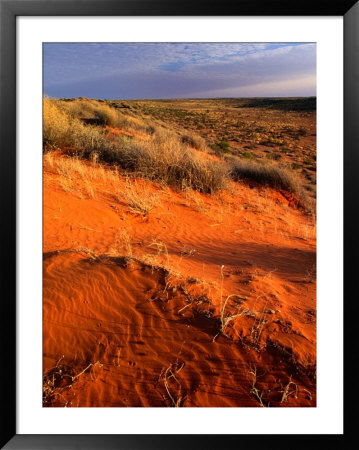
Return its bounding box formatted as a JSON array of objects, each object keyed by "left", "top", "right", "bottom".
[{"left": 43, "top": 43, "right": 316, "bottom": 99}]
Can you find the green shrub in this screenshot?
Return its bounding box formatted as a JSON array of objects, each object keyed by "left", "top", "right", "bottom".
[
  {"left": 242, "top": 151, "right": 254, "bottom": 159},
  {"left": 210, "top": 140, "right": 231, "bottom": 154},
  {"left": 297, "top": 128, "right": 307, "bottom": 136}
]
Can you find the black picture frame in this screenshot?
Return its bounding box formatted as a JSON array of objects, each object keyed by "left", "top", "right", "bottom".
[{"left": 1, "top": 0, "right": 357, "bottom": 448}]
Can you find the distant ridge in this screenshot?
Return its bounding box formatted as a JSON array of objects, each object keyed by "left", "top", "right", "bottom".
[{"left": 233, "top": 97, "right": 316, "bottom": 112}]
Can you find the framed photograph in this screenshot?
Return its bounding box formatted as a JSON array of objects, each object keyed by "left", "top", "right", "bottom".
[{"left": 1, "top": 0, "right": 357, "bottom": 448}]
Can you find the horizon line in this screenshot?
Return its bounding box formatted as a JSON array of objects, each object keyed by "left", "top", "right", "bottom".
[{"left": 43, "top": 95, "right": 317, "bottom": 101}]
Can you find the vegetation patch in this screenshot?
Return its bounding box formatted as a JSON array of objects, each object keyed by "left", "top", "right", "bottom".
[
  {"left": 229, "top": 158, "right": 311, "bottom": 210},
  {"left": 181, "top": 132, "right": 209, "bottom": 152},
  {"left": 43, "top": 97, "right": 313, "bottom": 204},
  {"left": 235, "top": 97, "right": 316, "bottom": 112},
  {"left": 210, "top": 140, "right": 231, "bottom": 154},
  {"left": 43, "top": 99, "right": 227, "bottom": 194}
]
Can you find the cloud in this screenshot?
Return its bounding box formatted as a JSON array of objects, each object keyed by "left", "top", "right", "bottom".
[
  {"left": 44, "top": 43, "right": 316, "bottom": 98},
  {"left": 189, "top": 75, "right": 316, "bottom": 98}
]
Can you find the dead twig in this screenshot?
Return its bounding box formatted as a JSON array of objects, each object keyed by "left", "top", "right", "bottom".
[
  {"left": 249, "top": 365, "right": 268, "bottom": 407},
  {"left": 162, "top": 362, "right": 185, "bottom": 407},
  {"left": 279, "top": 376, "right": 298, "bottom": 403}
]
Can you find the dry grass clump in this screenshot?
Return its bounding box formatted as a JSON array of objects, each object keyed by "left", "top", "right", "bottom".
[
  {"left": 44, "top": 99, "right": 226, "bottom": 194},
  {"left": 62, "top": 98, "right": 100, "bottom": 119},
  {"left": 60, "top": 98, "right": 118, "bottom": 126},
  {"left": 229, "top": 158, "right": 313, "bottom": 211},
  {"left": 181, "top": 132, "right": 209, "bottom": 152},
  {"left": 230, "top": 158, "right": 300, "bottom": 193},
  {"left": 115, "top": 111, "right": 155, "bottom": 134},
  {"left": 43, "top": 99, "right": 74, "bottom": 151},
  {"left": 123, "top": 178, "right": 160, "bottom": 217},
  {"left": 60, "top": 98, "right": 154, "bottom": 134},
  {"left": 93, "top": 104, "right": 119, "bottom": 126},
  {"left": 46, "top": 155, "right": 100, "bottom": 198},
  {"left": 43, "top": 98, "right": 112, "bottom": 156},
  {"left": 102, "top": 132, "right": 228, "bottom": 194}
]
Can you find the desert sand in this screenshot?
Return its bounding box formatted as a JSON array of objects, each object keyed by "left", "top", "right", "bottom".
[{"left": 43, "top": 98, "right": 316, "bottom": 407}]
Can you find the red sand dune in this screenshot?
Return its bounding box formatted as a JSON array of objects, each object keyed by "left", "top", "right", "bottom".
[{"left": 43, "top": 153, "right": 316, "bottom": 407}]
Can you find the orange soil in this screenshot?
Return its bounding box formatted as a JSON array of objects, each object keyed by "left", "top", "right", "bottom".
[
  {"left": 105, "top": 126, "right": 150, "bottom": 141},
  {"left": 43, "top": 153, "right": 316, "bottom": 407}
]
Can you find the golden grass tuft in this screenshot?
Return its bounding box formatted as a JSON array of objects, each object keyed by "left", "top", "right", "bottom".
[
  {"left": 181, "top": 131, "right": 209, "bottom": 152},
  {"left": 123, "top": 178, "right": 160, "bottom": 217}
]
